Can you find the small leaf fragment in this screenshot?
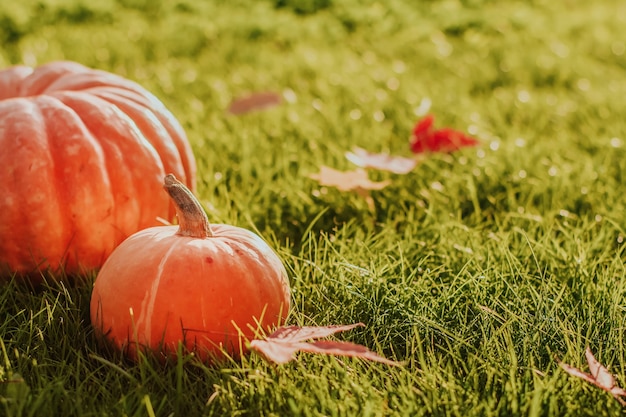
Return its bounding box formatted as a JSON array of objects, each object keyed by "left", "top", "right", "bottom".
[
  {"left": 345, "top": 147, "right": 417, "bottom": 174},
  {"left": 250, "top": 323, "right": 400, "bottom": 366},
  {"left": 267, "top": 323, "right": 365, "bottom": 343},
  {"left": 296, "top": 340, "right": 400, "bottom": 366},
  {"left": 558, "top": 346, "right": 626, "bottom": 406},
  {"left": 227, "top": 91, "right": 282, "bottom": 115},
  {"left": 309, "top": 166, "right": 390, "bottom": 192}
]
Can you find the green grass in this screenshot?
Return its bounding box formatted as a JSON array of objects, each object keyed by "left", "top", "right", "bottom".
[{"left": 2, "top": 0, "right": 626, "bottom": 415}]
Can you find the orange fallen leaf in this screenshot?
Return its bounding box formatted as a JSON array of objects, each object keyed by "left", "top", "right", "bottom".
[
  {"left": 227, "top": 91, "right": 282, "bottom": 115},
  {"left": 345, "top": 147, "right": 417, "bottom": 174},
  {"left": 249, "top": 323, "right": 399, "bottom": 366},
  {"left": 558, "top": 346, "right": 626, "bottom": 406},
  {"left": 309, "top": 166, "right": 390, "bottom": 192}
]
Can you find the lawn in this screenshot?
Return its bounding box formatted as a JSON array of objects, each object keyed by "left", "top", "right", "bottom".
[{"left": 2, "top": 0, "right": 626, "bottom": 415}]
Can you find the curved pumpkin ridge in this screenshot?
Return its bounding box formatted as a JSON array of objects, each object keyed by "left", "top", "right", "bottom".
[
  {"left": 42, "top": 64, "right": 196, "bottom": 193},
  {"left": 51, "top": 92, "right": 142, "bottom": 235},
  {"left": 6, "top": 61, "right": 194, "bottom": 197},
  {"left": 0, "top": 61, "right": 197, "bottom": 277},
  {"left": 151, "top": 234, "right": 288, "bottom": 350},
  {"left": 38, "top": 94, "right": 118, "bottom": 272},
  {"left": 208, "top": 231, "right": 291, "bottom": 328},
  {"left": 52, "top": 91, "right": 168, "bottom": 242},
  {"left": 87, "top": 87, "right": 196, "bottom": 192},
  {"left": 136, "top": 238, "right": 184, "bottom": 346},
  {"left": 41, "top": 63, "right": 196, "bottom": 192},
  {"left": 206, "top": 228, "right": 291, "bottom": 310},
  {"left": 13, "top": 61, "right": 86, "bottom": 97},
  {"left": 0, "top": 98, "right": 67, "bottom": 272},
  {"left": 134, "top": 90, "right": 196, "bottom": 191},
  {"left": 92, "top": 89, "right": 184, "bottom": 171},
  {"left": 0, "top": 66, "right": 33, "bottom": 100},
  {"left": 92, "top": 89, "right": 192, "bottom": 219},
  {"left": 41, "top": 65, "right": 147, "bottom": 95}
]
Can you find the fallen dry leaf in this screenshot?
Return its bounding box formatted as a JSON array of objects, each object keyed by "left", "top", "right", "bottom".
[
  {"left": 249, "top": 323, "right": 399, "bottom": 366},
  {"left": 309, "top": 166, "right": 390, "bottom": 192},
  {"left": 309, "top": 166, "right": 390, "bottom": 211},
  {"left": 558, "top": 346, "right": 626, "bottom": 406},
  {"left": 227, "top": 91, "right": 282, "bottom": 115},
  {"left": 410, "top": 114, "right": 479, "bottom": 153},
  {"left": 345, "top": 147, "right": 417, "bottom": 174}
]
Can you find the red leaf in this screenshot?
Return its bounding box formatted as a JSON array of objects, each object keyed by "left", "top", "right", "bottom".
[
  {"left": 309, "top": 166, "right": 390, "bottom": 192},
  {"left": 413, "top": 113, "right": 435, "bottom": 136},
  {"left": 410, "top": 114, "right": 479, "bottom": 153},
  {"left": 345, "top": 147, "right": 417, "bottom": 174},
  {"left": 558, "top": 346, "right": 626, "bottom": 406},
  {"left": 227, "top": 91, "right": 282, "bottom": 115},
  {"left": 249, "top": 323, "right": 400, "bottom": 366}
]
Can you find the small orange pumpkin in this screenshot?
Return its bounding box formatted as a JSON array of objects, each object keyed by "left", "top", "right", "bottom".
[
  {"left": 0, "top": 61, "right": 195, "bottom": 278},
  {"left": 90, "top": 174, "right": 291, "bottom": 362}
]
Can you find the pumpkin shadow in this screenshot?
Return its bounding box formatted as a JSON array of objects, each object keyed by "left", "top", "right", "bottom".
[{"left": 0, "top": 267, "right": 95, "bottom": 290}]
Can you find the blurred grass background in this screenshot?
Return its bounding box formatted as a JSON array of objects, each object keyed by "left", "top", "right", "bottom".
[{"left": 2, "top": 0, "right": 626, "bottom": 415}]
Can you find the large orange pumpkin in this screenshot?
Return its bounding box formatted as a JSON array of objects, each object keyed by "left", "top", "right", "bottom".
[
  {"left": 90, "top": 174, "right": 291, "bottom": 362},
  {"left": 0, "top": 61, "right": 195, "bottom": 278}
]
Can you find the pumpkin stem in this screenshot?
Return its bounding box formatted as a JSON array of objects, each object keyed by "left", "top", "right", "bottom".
[{"left": 163, "top": 174, "right": 213, "bottom": 238}]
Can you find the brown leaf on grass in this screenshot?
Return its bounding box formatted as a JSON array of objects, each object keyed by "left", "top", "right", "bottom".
[
  {"left": 309, "top": 166, "right": 390, "bottom": 192},
  {"left": 309, "top": 166, "right": 390, "bottom": 212},
  {"left": 558, "top": 346, "right": 626, "bottom": 406},
  {"left": 249, "top": 323, "right": 400, "bottom": 366},
  {"left": 345, "top": 147, "right": 417, "bottom": 174},
  {"left": 227, "top": 91, "right": 282, "bottom": 115}
]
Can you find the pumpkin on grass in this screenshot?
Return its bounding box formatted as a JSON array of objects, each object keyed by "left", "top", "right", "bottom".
[
  {"left": 0, "top": 61, "right": 195, "bottom": 278},
  {"left": 90, "top": 174, "right": 291, "bottom": 362}
]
